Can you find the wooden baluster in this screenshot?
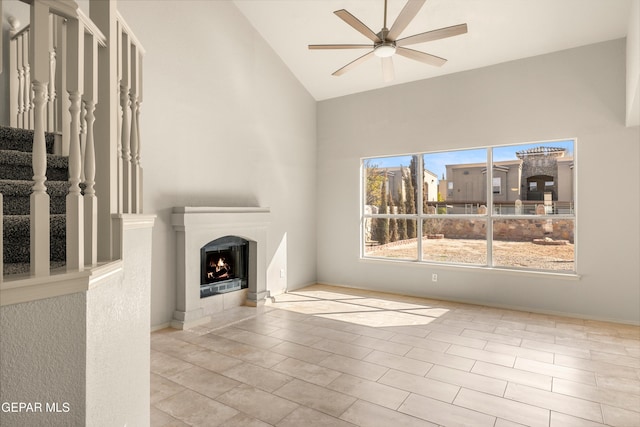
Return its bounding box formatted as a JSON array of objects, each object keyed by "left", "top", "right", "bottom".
[
  {"left": 9, "top": 17, "right": 20, "bottom": 127},
  {"left": 129, "top": 44, "right": 139, "bottom": 213},
  {"left": 84, "top": 32, "right": 98, "bottom": 266},
  {"left": 30, "top": 1, "right": 50, "bottom": 276},
  {"left": 17, "top": 34, "right": 25, "bottom": 127},
  {"left": 47, "top": 14, "right": 57, "bottom": 132},
  {"left": 23, "top": 32, "right": 32, "bottom": 129},
  {"left": 80, "top": 100, "right": 87, "bottom": 184},
  {"left": 66, "top": 17, "right": 84, "bottom": 271},
  {"left": 136, "top": 62, "right": 143, "bottom": 213},
  {"left": 120, "top": 32, "right": 131, "bottom": 214},
  {"left": 56, "top": 16, "right": 69, "bottom": 156}
]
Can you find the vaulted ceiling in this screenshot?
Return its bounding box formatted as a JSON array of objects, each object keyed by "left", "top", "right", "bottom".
[{"left": 234, "top": 0, "right": 635, "bottom": 101}]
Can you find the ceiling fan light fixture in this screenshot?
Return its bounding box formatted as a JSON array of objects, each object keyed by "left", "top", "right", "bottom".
[
  {"left": 374, "top": 43, "right": 396, "bottom": 58},
  {"left": 310, "top": 0, "right": 467, "bottom": 80}
]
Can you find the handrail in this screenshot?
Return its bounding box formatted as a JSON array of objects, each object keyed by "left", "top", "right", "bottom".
[
  {"left": 11, "top": 11, "right": 107, "bottom": 47},
  {"left": 116, "top": 11, "right": 145, "bottom": 53},
  {"left": 19, "top": 0, "right": 78, "bottom": 20},
  {"left": 10, "top": 24, "right": 31, "bottom": 39},
  {"left": 78, "top": 8, "right": 106, "bottom": 47}
]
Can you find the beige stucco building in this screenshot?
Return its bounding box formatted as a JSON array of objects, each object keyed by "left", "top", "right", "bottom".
[{"left": 439, "top": 147, "right": 574, "bottom": 210}]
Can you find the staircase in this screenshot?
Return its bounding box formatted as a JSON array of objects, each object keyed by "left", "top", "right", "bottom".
[{"left": 1, "top": 126, "right": 67, "bottom": 275}]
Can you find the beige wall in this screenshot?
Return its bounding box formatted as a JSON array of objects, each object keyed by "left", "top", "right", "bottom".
[
  {"left": 317, "top": 39, "right": 640, "bottom": 324},
  {"left": 116, "top": 0, "right": 318, "bottom": 327}
]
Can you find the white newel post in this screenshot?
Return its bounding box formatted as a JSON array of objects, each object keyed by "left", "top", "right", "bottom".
[
  {"left": 30, "top": 1, "right": 50, "bottom": 276},
  {"left": 84, "top": 32, "right": 99, "bottom": 266},
  {"left": 129, "top": 44, "right": 140, "bottom": 213},
  {"left": 116, "top": 21, "right": 124, "bottom": 215},
  {"left": 9, "top": 17, "right": 20, "bottom": 128},
  {"left": 120, "top": 32, "right": 131, "bottom": 214},
  {"left": 66, "top": 17, "right": 85, "bottom": 271}
]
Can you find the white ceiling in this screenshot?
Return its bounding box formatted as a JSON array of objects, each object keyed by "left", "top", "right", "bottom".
[{"left": 233, "top": 0, "right": 634, "bottom": 101}]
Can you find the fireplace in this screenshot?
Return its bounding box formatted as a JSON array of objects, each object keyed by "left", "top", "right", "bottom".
[
  {"left": 201, "top": 236, "right": 248, "bottom": 298},
  {"left": 171, "top": 206, "right": 271, "bottom": 329}
]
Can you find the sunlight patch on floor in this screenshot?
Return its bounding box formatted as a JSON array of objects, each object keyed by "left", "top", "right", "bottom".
[{"left": 271, "top": 288, "right": 449, "bottom": 328}]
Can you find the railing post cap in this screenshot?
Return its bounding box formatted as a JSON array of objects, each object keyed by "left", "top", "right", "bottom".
[{"left": 8, "top": 16, "right": 21, "bottom": 31}]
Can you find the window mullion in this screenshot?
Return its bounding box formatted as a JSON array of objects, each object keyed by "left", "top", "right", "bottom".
[
  {"left": 487, "top": 148, "right": 493, "bottom": 267},
  {"left": 416, "top": 155, "right": 424, "bottom": 261}
]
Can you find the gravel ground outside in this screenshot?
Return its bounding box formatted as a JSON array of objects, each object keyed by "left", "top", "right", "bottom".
[{"left": 366, "top": 238, "right": 575, "bottom": 272}]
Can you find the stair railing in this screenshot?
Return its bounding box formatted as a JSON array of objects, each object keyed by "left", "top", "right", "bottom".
[
  {"left": 5, "top": 0, "right": 109, "bottom": 277},
  {"left": 117, "top": 12, "right": 145, "bottom": 215}
]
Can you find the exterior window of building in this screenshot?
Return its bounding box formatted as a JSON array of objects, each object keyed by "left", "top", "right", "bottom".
[
  {"left": 493, "top": 177, "right": 501, "bottom": 194},
  {"left": 362, "top": 140, "right": 575, "bottom": 273}
]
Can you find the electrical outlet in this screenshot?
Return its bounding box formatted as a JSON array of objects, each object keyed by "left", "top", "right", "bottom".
[
  {"left": 432, "top": 273, "right": 438, "bottom": 282},
  {"left": 280, "top": 268, "right": 285, "bottom": 278}
]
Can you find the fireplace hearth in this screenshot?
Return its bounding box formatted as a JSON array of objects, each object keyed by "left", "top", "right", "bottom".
[{"left": 171, "top": 206, "right": 271, "bottom": 329}]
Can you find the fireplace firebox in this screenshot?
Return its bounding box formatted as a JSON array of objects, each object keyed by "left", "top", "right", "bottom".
[{"left": 200, "top": 236, "right": 248, "bottom": 298}]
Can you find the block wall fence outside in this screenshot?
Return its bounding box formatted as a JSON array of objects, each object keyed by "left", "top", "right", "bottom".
[{"left": 435, "top": 218, "right": 574, "bottom": 242}]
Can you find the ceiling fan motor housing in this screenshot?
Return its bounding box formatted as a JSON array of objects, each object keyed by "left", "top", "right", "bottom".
[
  {"left": 308, "top": 0, "right": 468, "bottom": 79},
  {"left": 374, "top": 42, "right": 397, "bottom": 57}
]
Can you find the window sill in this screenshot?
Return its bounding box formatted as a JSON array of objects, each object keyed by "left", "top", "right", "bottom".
[{"left": 359, "top": 256, "right": 581, "bottom": 280}]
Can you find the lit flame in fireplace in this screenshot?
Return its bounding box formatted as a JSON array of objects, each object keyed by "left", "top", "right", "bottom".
[{"left": 207, "top": 257, "right": 232, "bottom": 280}]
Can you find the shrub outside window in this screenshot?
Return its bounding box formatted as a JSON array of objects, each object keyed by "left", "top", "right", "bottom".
[{"left": 361, "top": 140, "right": 575, "bottom": 273}]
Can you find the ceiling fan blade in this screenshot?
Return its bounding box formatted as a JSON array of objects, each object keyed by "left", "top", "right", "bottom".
[
  {"left": 396, "top": 47, "right": 447, "bottom": 67},
  {"left": 382, "top": 57, "right": 395, "bottom": 82},
  {"left": 332, "top": 51, "right": 376, "bottom": 76},
  {"left": 334, "top": 9, "right": 381, "bottom": 43},
  {"left": 387, "top": 0, "right": 426, "bottom": 41},
  {"left": 396, "top": 23, "right": 468, "bottom": 47},
  {"left": 309, "top": 44, "right": 373, "bottom": 50}
]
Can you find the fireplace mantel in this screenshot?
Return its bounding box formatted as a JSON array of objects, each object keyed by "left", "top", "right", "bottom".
[{"left": 171, "top": 206, "right": 271, "bottom": 329}]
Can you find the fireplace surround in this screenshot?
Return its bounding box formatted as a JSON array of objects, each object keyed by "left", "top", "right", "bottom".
[{"left": 171, "top": 207, "right": 271, "bottom": 329}]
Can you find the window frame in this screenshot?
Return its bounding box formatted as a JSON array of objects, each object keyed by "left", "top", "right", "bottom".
[{"left": 360, "top": 139, "right": 577, "bottom": 275}]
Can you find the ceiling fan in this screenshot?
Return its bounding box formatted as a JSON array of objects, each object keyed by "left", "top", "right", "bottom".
[{"left": 309, "top": 0, "right": 468, "bottom": 82}]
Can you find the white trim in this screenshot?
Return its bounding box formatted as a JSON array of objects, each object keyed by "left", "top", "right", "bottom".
[
  {"left": 114, "top": 213, "right": 156, "bottom": 230},
  {"left": 1, "top": 260, "right": 123, "bottom": 306},
  {"left": 315, "top": 282, "right": 638, "bottom": 326},
  {"left": 358, "top": 256, "right": 581, "bottom": 280}
]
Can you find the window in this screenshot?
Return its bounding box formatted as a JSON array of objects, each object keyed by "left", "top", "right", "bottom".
[
  {"left": 362, "top": 140, "right": 575, "bottom": 273},
  {"left": 493, "top": 177, "right": 501, "bottom": 194}
]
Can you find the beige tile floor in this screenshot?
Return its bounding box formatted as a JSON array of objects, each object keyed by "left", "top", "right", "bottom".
[{"left": 151, "top": 284, "right": 640, "bottom": 427}]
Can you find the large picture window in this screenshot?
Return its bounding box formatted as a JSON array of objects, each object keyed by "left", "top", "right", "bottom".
[{"left": 361, "top": 140, "right": 576, "bottom": 273}]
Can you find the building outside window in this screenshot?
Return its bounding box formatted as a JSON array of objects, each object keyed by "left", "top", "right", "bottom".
[{"left": 362, "top": 140, "right": 575, "bottom": 273}]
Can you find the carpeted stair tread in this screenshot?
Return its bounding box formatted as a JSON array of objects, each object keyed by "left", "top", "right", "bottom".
[
  {"left": 0, "top": 179, "right": 68, "bottom": 195},
  {"left": 3, "top": 214, "right": 66, "bottom": 264},
  {"left": 1, "top": 126, "right": 68, "bottom": 273},
  {"left": 3, "top": 261, "right": 66, "bottom": 276},
  {"left": 1, "top": 179, "right": 68, "bottom": 215},
  {"left": 0, "top": 126, "right": 55, "bottom": 154},
  {"left": 0, "top": 149, "right": 68, "bottom": 181},
  {"left": 0, "top": 149, "right": 68, "bottom": 168}
]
